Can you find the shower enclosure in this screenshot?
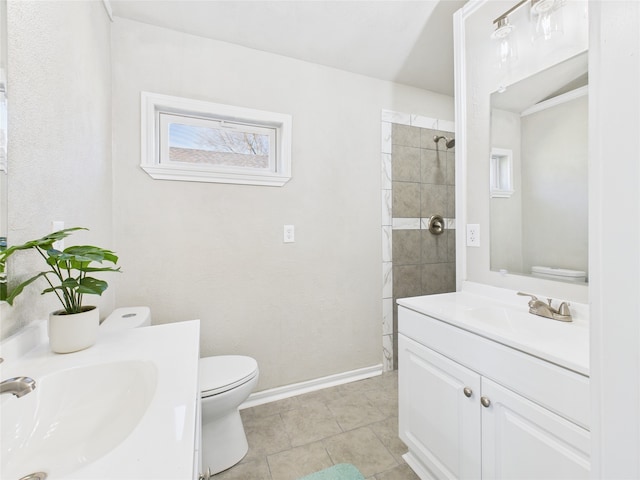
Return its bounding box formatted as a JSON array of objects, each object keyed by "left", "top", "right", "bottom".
[{"left": 381, "top": 110, "right": 456, "bottom": 370}]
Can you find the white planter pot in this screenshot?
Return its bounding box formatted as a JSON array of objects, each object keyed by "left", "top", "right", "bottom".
[{"left": 48, "top": 306, "right": 100, "bottom": 354}]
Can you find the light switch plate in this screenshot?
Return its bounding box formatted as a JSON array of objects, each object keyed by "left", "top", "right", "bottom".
[{"left": 283, "top": 225, "right": 295, "bottom": 243}]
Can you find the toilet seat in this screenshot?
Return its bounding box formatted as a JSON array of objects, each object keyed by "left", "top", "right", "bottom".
[{"left": 200, "top": 355, "right": 258, "bottom": 398}]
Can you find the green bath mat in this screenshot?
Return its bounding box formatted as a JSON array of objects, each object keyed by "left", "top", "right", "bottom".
[{"left": 298, "top": 463, "right": 365, "bottom": 480}]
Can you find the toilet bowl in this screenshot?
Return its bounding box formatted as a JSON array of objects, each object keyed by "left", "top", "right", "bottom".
[
  {"left": 200, "top": 355, "right": 258, "bottom": 474},
  {"left": 100, "top": 307, "right": 259, "bottom": 475}
]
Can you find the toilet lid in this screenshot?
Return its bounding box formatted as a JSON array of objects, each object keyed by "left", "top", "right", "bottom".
[
  {"left": 100, "top": 307, "right": 151, "bottom": 331},
  {"left": 199, "top": 355, "right": 258, "bottom": 397}
]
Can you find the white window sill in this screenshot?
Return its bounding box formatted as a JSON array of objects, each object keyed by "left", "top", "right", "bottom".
[{"left": 141, "top": 164, "right": 291, "bottom": 187}]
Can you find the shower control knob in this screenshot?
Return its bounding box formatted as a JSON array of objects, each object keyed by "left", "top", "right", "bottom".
[
  {"left": 463, "top": 387, "right": 473, "bottom": 398},
  {"left": 428, "top": 215, "right": 445, "bottom": 235}
]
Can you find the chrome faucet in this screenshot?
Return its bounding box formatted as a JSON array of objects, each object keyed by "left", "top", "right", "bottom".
[
  {"left": 0, "top": 376, "right": 37, "bottom": 397},
  {"left": 0, "top": 358, "right": 37, "bottom": 398},
  {"left": 517, "top": 292, "right": 572, "bottom": 322}
]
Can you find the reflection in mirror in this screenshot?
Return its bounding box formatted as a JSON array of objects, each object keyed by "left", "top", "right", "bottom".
[
  {"left": 490, "top": 51, "right": 588, "bottom": 284},
  {"left": 0, "top": 0, "right": 6, "bottom": 300},
  {"left": 490, "top": 148, "right": 514, "bottom": 198}
]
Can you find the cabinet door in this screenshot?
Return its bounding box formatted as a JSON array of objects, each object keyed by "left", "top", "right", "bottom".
[
  {"left": 481, "top": 378, "right": 590, "bottom": 479},
  {"left": 399, "top": 334, "right": 482, "bottom": 479}
]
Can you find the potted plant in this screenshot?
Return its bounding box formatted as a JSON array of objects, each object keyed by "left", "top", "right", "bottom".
[{"left": 0, "top": 227, "right": 120, "bottom": 353}]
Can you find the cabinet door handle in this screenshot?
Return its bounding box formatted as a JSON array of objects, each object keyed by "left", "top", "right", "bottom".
[
  {"left": 463, "top": 387, "right": 473, "bottom": 398},
  {"left": 480, "top": 396, "right": 491, "bottom": 408}
]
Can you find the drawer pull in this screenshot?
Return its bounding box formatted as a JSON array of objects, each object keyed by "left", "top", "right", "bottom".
[
  {"left": 480, "top": 396, "right": 491, "bottom": 408},
  {"left": 463, "top": 387, "right": 473, "bottom": 398}
]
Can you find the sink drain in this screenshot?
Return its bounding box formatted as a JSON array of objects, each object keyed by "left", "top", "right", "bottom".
[{"left": 19, "top": 473, "right": 47, "bottom": 480}]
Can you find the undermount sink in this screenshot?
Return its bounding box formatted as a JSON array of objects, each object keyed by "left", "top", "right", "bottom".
[{"left": 1, "top": 360, "right": 157, "bottom": 479}]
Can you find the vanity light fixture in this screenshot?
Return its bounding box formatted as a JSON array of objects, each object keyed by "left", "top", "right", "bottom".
[
  {"left": 491, "top": 16, "right": 518, "bottom": 69},
  {"left": 491, "top": 2, "right": 524, "bottom": 69},
  {"left": 530, "top": 0, "right": 563, "bottom": 41},
  {"left": 491, "top": 0, "right": 564, "bottom": 43},
  {"left": 491, "top": 0, "right": 528, "bottom": 38},
  {"left": 491, "top": 16, "right": 515, "bottom": 40}
]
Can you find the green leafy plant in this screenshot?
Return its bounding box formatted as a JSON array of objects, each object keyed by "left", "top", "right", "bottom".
[{"left": 0, "top": 227, "right": 120, "bottom": 314}]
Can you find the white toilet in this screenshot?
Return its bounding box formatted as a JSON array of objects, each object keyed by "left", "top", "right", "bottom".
[
  {"left": 531, "top": 265, "right": 587, "bottom": 283},
  {"left": 101, "top": 307, "right": 259, "bottom": 475}
]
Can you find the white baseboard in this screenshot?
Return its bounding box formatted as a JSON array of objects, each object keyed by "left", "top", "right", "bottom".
[
  {"left": 241, "top": 364, "right": 383, "bottom": 409},
  {"left": 402, "top": 452, "right": 432, "bottom": 480}
]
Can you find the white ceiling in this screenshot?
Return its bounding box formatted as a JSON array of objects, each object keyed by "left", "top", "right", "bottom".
[
  {"left": 491, "top": 51, "right": 589, "bottom": 113},
  {"left": 109, "top": 0, "right": 467, "bottom": 96}
]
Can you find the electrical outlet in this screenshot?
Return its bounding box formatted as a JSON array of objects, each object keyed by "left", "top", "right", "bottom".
[
  {"left": 466, "top": 224, "right": 480, "bottom": 247},
  {"left": 283, "top": 225, "right": 295, "bottom": 243}
]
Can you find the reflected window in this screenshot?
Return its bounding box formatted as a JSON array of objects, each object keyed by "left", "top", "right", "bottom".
[{"left": 490, "top": 148, "right": 514, "bottom": 198}]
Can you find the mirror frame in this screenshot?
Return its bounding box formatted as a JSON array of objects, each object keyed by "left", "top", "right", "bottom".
[{"left": 453, "top": 0, "right": 589, "bottom": 303}]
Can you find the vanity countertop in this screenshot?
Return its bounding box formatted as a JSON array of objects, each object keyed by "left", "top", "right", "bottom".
[
  {"left": 0, "top": 319, "right": 201, "bottom": 480},
  {"left": 397, "top": 283, "right": 589, "bottom": 376}
]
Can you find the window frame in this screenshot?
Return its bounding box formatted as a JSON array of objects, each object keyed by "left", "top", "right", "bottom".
[
  {"left": 489, "top": 147, "right": 514, "bottom": 198},
  {"left": 141, "top": 92, "right": 292, "bottom": 186}
]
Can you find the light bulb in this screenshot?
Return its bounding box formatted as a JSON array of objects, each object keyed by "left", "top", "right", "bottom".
[{"left": 531, "top": 0, "right": 563, "bottom": 41}]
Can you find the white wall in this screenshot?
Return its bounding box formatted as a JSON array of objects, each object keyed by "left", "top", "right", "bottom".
[
  {"left": 1, "top": 1, "right": 113, "bottom": 338},
  {"left": 490, "top": 108, "right": 522, "bottom": 273},
  {"left": 521, "top": 95, "right": 588, "bottom": 275},
  {"left": 111, "top": 18, "right": 453, "bottom": 391},
  {"left": 589, "top": 1, "right": 640, "bottom": 477}
]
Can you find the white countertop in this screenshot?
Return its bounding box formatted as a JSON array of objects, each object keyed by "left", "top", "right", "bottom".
[
  {"left": 1, "top": 319, "right": 201, "bottom": 479},
  {"left": 397, "top": 283, "right": 589, "bottom": 376}
]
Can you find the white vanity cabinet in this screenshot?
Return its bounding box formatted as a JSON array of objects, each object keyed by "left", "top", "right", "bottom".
[
  {"left": 398, "top": 302, "right": 590, "bottom": 480},
  {"left": 399, "top": 334, "right": 481, "bottom": 478},
  {"left": 480, "top": 376, "right": 590, "bottom": 479}
]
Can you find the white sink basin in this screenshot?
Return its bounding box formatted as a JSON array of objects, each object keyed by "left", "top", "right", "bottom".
[
  {"left": 464, "top": 306, "right": 540, "bottom": 335},
  {"left": 465, "top": 306, "right": 512, "bottom": 329},
  {"left": 1, "top": 360, "right": 157, "bottom": 479}
]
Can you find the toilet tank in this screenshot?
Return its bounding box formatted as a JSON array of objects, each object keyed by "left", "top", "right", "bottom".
[
  {"left": 531, "top": 266, "right": 587, "bottom": 283},
  {"left": 100, "top": 307, "right": 151, "bottom": 332}
]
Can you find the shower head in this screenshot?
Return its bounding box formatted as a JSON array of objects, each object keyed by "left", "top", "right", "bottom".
[{"left": 433, "top": 135, "right": 455, "bottom": 149}]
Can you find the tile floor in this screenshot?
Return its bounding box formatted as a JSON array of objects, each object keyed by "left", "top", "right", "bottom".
[{"left": 212, "top": 371, "right": 420, "bottom": 480}]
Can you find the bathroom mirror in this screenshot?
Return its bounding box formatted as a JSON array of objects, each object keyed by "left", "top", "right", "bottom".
[{"left": 489, "top": 51, "right": 588, "bottom": 284}]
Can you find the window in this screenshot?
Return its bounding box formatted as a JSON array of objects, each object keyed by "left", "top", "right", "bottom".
[
  {"left": 489, "top": 148, "right": 514, "bottom": 198},
  {"left": 141, "top": 92, "right": 292, "bottom": 186}
]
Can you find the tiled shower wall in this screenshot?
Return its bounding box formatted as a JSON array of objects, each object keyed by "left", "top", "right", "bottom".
[{"left": 381, "top": 111, "right": 456, "bottom": 370}]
